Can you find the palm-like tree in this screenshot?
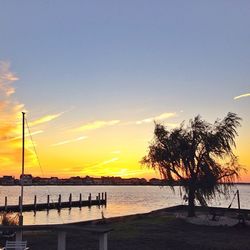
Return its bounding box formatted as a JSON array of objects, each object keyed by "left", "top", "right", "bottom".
[{"left": 141, "top": 112, "right": 242, "bottom": 216}]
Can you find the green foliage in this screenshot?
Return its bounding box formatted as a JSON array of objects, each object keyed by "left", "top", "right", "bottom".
[{"left": 141, "top": 112, "right": 243, "bottom": 215}]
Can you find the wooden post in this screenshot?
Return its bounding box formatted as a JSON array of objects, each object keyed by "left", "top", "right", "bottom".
[
  {"left": 34, "top": 195, "right": 37, "bottom": 212},
  {"left": 4, "top": 196, "right": 7, "bottom": 211},
  {"left": 69, "top": 193, "right": 72, "bottom": 208},
  {"left": 79, "top": 193, "right": 82, "bottom": 207},
  {"left": 57, "top": 231, "right": 66, "bottom": 250},
  {"left": 104, "top": 192, "right": 107, "bottom": 203},
  {"left": 58, "top": 194, "right": 61, "bottom": 210},
  {"left": 99, "top": 233, "right": 108, "bottom": 250},
  {"left": 47, "top": 195, "right": 50, "bottom": 209},
  {"left": 18, "top": 196, "right": 21, "bottom": 212},
  {"left": 237, "top": 190, "right": 241, "bottom": 211},
  {"left": 88, "top": 193, "right": 92, "bottom": 206},
  {"left": 98, "top": 193, "right": 101, "bottom": 204}
]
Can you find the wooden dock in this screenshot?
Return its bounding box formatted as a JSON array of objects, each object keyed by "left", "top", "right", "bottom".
[{"left": 0, "top": 192, "right": 107, "bottom": 213}]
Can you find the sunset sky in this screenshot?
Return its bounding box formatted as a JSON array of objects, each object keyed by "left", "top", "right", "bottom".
[{"left": 0, "top": 1, "right": 249, "bottom": 181}]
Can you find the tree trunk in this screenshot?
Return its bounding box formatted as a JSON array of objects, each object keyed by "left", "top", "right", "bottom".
[{"left": 188, "top": 186, "right": 195, "bottom": 217}]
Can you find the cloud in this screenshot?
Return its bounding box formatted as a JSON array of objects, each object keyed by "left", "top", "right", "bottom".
[
  {"left": 101, "top": 157, "right": 119, "bottom": 165},
  {"left": 136, "top": 112, "right": 176, "bottom": 125},
  {"left": 0, "top": 61, "right": 18, "bottom": 97},
  {"left": 74, "top": 120, "right": 120, "bottom": 132},
  {"left": 80, "top": 157, "right": 119, "bottom": 172},
  {"left": 234, "top": 93, "right": 250, "bottom": 100},
  {"left": 29, "top": 112, "right": 64, "bottom": 126},
  {"left": 51, "top": 136, "right": 88, "bottom": 147},
  {"left": 7, "top": 130, "right": 44, "bottom": 142},
  {"left": 0, "top": 61, "right": 37, "bottom": 175}
]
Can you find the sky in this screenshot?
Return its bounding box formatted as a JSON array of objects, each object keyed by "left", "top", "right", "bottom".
[{"left": 0, "top": 1, "right": 249, "bottom": 181}]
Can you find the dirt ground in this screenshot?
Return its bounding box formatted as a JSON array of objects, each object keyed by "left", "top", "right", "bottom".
[{"left": 1, "top": 207, "right": 250, "bottom": 250}]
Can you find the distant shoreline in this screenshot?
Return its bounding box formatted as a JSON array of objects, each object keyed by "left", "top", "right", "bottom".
[{"left": 0, "top": 183, "right": 249, "bottom": 187}]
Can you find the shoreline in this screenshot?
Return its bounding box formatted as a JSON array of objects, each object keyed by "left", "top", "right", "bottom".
[
  {"left": 54, "top": 204, "right": 250, "bottom": 227},
  {"left": 1, "top": 183, "right": 250, "bottom": 186}
]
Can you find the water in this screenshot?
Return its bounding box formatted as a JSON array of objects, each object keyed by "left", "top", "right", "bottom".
[{"left": 0, "top": 185, "right": 250, "bottom": 225}]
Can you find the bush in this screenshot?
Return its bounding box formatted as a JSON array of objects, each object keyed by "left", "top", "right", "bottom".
[{"left": 0, "top": 212, "right": 19, "bottom": 226}]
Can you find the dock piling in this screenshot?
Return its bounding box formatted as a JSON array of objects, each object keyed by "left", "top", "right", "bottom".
[
  {"left": 18, "top": 196, "right": 21, "bottom": 212},
  {"left": 79, "top": 194, "right": 82, "bottom": 207},
  {"left": 69, "top": 193, "right": 72, "bottom": 208},
  {"left": 34, "top": 195, "right": 37, "bottom": 211},
  {"left": 88, "top": 193, "right": 92, "bottom": 206},
  {"left": 58, "top": 194, "right": 61, "bottom": 210},
  {"left": 4, "top": 197, "right": 7, "bottom": 211},
  {"left": 98, "top": 193, "right": 101, "bottom": 205},
  {"left": 47, "top": 195, "right": 50, "bottom": 209}
]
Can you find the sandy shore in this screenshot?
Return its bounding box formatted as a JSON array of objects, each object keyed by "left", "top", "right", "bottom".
[{"left": 1, "top": 205, "right": 250, "bottom": 250}]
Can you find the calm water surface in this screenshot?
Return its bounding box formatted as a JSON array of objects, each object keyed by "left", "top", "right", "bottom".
[{"left": 0, "top": 185, "right": 249, "bottom": 225}]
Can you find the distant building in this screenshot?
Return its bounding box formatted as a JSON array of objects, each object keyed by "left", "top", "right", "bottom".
[
  {"left": 33, "top": 176, "right": 49, "bottom": 185},
  {"left": 1, "top": 176, "right": 15, "bottom": 185},
  {"left": 48, "top": 177, "right": 59, "bottom": 185},
  {"left": 92, "top": 178, "right": 103, "bottom": 185},
  {"left": 82, "top": 176, "right": 93, "bottom": 185},
  {"left": 101, "top": 177, "right": 112, "bottom": 185},
  {"left": 0, "top": 174, "right": 163, "bottom": 186},
  {"left": 69, "top": 176, "right": 83, "bottom": 185},
  {"left": 20, "top": 174, "right": 33, "bottom": 185}
]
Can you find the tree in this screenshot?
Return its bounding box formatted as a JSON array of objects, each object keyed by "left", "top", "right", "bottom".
[{"left": 141, "top": 112, "right": 243, "bottom": 217}]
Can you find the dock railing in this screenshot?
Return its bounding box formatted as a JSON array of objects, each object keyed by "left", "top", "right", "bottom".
[{"left": 0, "top": 224, "right": 112, "bottom": 250}]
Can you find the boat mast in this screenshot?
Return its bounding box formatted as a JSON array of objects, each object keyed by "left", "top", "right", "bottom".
[{"left": 19, "top": 111, "right": 25, "bottom": 226}]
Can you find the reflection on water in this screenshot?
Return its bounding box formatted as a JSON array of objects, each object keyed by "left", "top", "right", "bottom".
[{"left": 0, "top": 185, "right": 249, "bottom": 225}]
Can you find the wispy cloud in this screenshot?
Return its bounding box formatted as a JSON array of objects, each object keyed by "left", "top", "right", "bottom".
[
  {"left": 101, "top": 158, "right": 119, "bottom": 165},
  {"left": 0, "top": 61, "right": 36, "bottom": 175},
  {"left": 74, "top": 120, "right": 120, "bottom": 132},
  {"left": 7, "top": 130, "right": 43, "bottom": 142},
  {"left": 136, "top": 112, "right": 176, "bottom": 125},
  {"left": 234, "top": 93, "right": 250, "bottom": 100},
  {"left": 29, "top": 112, "right": 64, "bottom": 126},
  {"left": 80, "top": 157, "right": 119, "bottom": 172},
  {"left": 0, "top": 61, "right": 18, "bottom": 97},
  {"left": 51, "top": 136, "right": 88, "bottom": 147}
]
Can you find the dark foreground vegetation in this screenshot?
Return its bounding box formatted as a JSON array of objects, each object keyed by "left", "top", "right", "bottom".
[{"left": 1, "top": 206, "right": 250, "bottom": 250}]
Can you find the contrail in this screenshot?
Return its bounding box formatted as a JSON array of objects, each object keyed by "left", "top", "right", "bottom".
[{"left": 234, "top": 93, "right": 250, "bottom": 100}]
